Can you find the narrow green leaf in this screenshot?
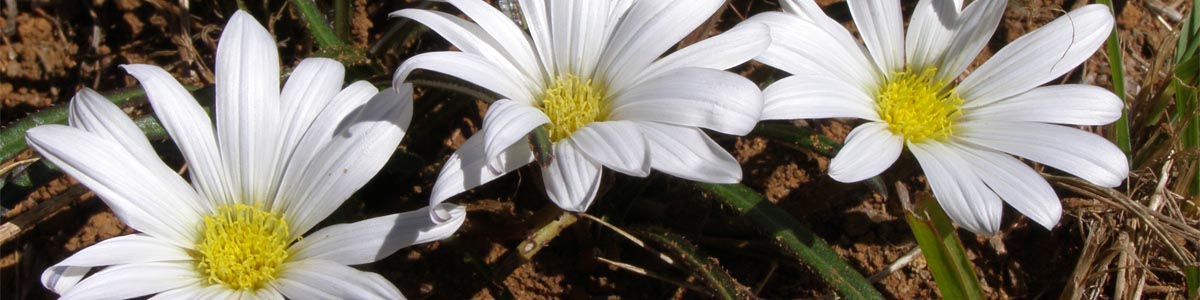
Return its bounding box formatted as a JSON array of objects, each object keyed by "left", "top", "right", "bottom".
[
  {"left": 1096, "top": 0, "right": 1131, "bottom": 158},
  {"left": 696, "top": 182, "right": 883, "bottom": 300},
  {"left": 1186, "top": 265, "right": 1199, "bottom": 300},
  {"left": 902, "top": 190, "right": 985, "bottom": 300},
  {"left": 636, "top": 227, "right": 754, "bottom": 300}
]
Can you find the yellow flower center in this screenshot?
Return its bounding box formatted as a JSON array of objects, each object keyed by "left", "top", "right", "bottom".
[
  {"left": 537, "top": 75, "right": 608, "bottom": 142},
  {"left": 194, "top": 203, "right": 294, "bottom": 290},
  {"left": 876, "top": 68, "right": 964, "bottom": 143}
]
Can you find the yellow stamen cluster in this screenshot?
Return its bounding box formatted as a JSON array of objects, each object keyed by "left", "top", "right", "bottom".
[
  {"left": 876, "top": 68, "right": 964, "bottom": 143},
  {"left": 538, "top": 75, "right": 608, "bottom": 142},
  {"left": 194, "top": 203, "right": 293, "bottom": 290}
]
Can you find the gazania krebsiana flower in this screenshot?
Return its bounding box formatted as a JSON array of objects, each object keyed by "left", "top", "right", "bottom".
[
  {"left": 31, "top": 11, "right": 465, "bottom": 299},
  {"left": 393, "top": 0, "right": 769, "bottom": 215},
  {"left": 753, "top": 0, "right": 1127, "bottom": 234}
]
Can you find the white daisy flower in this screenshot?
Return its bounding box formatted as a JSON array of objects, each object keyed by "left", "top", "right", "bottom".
[
  {"left": 29, "top": 11, "right": 466, "bottom": 299},
  {"left": 392, "top": 0, "right": 769, "bottom": 215},
  {"left": 753, "top": 0, "right": 1128, "bottom": 234}
]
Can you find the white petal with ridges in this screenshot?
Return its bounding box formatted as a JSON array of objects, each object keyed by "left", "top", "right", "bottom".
[
  {"left": 934, "top": 0, "right": 1006, "bottom": 81},
  {"left": 481, "top": 99, "right": 549, "bottom": 167},
  {"left": 42, "top": 234, "right": 191, "bottom": 294},
  {"left": 909, "top": 141, "right": 1003, "bottom": 235},
  {"left": 279, "top": 58, "right": 345, "bottom": 154},
  {"left": 215, "top": 10, "right": 284, "bottom": 205},
  {"left": 68, "top": 88, "right": 163, "bottom": 173},
  {"left": 638, "top": 22, "right": 770, "bottom": 82},
  {"left": 277, "top": 85, "right": 412, "bottom": 236},
  {"left": 26, "top": 126, "right": 202, "bottom": 245},
  {"left": 828, "top": 122, "right": 903, "bottom": 183},
  {"left": 445, "top": 0, "right": 542, "bottom": 79},
  {"left": 957, "top": 121, "right": 1127, "bottom": 187},
  {"left": 964, "top": 84, "right": 1123, "bottom": 125},
  {"left": 277, "top": 260, "right": 404, "bottom": 300},
  {"left": 600, "top": 0, "right": 723, "bottom": 90},
  {"left": 761, "top": 74, "right": 880, "bottom": 121},
  {"left": 958, "top": 5, "right": 1113, "bottom": 106},
  {"left": 954, "top": 144, "right": 1062, "bottom": 230},
  {"left": 569, "top": 120, "right": 650, "bottom": 177},
  {"left": 390, "top": 9, "right": 543, "bottom": 88},
  {"left": 542, "top": 143, "right": 603, "bottom": 212},
  {"left": 906, "top": 0, "right": 960, "bottom": 74},
  {"left": 393, "top": 51, "right": 534, "bottom": 103},
  {"left": 848, "top": 0, "right": 905, "bottom": 74},
  {"left": 638, "top": 122, "right": 742, "bottom": 183},
  {"left": 747, "top": 12, "right": 880, "bottom": 90},
  {"left": 610, "top": 67, "right": 762, "bottom": 136},
  {"left": 122, "top": 64, "right": 232, "bottom": 206},
  {"left": 57, "top": 262, "right": 200, "bottom": 300},
  {"left": 290, "top": 204, "right": 467, "bottom": 265}
]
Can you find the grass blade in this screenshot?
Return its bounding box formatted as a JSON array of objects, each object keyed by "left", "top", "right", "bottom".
[
  {"left": 898, "top": 184, "right": 985, "bottom": 300},
  {"left": 1187, "top": 265, "right": 1199, "bottom": 300},
  {"left": 1096, "top": 0, "right": 1131, "bottom": 159},
  {"left": 696, "top": 182, "right": 883, "bottom": 300},
  {"left": 636, "top": 227, "right": 755, "bottom": 300}
]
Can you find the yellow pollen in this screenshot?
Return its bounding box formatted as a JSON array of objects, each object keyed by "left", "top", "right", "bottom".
[
  {"left": 194, "top": 203, "right": 293, "bottom": 290},
  {"left": 876, "top": 68, "right": 964, "bottom": 143},
  {"left": 538, "top": 75, "right": 608, "bottom": 142}
]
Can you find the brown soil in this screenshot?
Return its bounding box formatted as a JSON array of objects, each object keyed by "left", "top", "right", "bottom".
[{"left": 0, "top": 0, "right": 1191, "bottom": 299}]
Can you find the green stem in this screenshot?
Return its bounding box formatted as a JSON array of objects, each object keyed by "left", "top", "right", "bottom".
[
  {"left": 492, "top": 205, "right": 578, "bottom": 283},
  {"left": 289, "top": 0, "right": 345, "bottom": 49},
  {"left": 695, "top": 183, "right": 883, "bottom": 300},
  {"left": 333, "top": 0, "right": 351, "bottom": 42}
]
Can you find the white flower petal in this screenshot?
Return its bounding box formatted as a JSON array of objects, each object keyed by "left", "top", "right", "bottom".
[
  {"left": 68, "top": 88, "right": 162, "bottom": 173},
  {"left": 747, "top": 11, "right": 880, "bottom": 90},
  {"left": 480, "top": 99, "right": 550, "bottom": 168},
  {"left": 122, "top": 64, "right": 232, "bottom": 206},
  {"left": 906, "top": 0, "right": 961, "bottom": 74},
  {"left": 638, "top": 122, "right": 742, "bottom": 183},
  {"left": 847, "top": 0, "right": 904, "bottom": 74},
  {"left": 542, "top": 143, "right": 603, "bottom": 212},
  {"left": 600, "top": 0, "right": 724, "bottom": 90},
  {"left": 279, "top": 58, "right": 345, "bottom": 155},
  {"left": 958, "top": 121, "right": 1127, "bottom": 187},
  {"left": 958, "top": 5, "right": 1113, "bottom": 106},
  {"left": 933, "top": 0, "right": 1005, "bottom": 81},
  {"left": 393, "top": 51, "right": 534, "bottom": 103},
  {"left": 42, "top": 234, "right": 191, "bottom": 294},
  {"left": 909, "top": 141, "right": 1003, "bottom": 234},
  {"left": 443, "top": 0, "right": 543, "bottom": 80},
  {"left": 215, "top": 10, "right": 284, "bottom": 205},
  {"left": 517, "top": 0, "right": 555, "bottom": 75},
  {"left": 277, "top": 260, "right": 404, "bottom": 300},
  {"left": 637, "top": 22, "right": 770, "bottom": 84},
  {"left": 761, "top": 74, "right": 880, "bottom": 121},
  {"left": 277, "top": 84, "right": 412, "bottom": 236},
  {"left": 429, "top": 132, "right": 534, "bottom": 219},
  {"left": 57, "top": 262, "right": 200, "bottom": 300},
  {"left": 145, "top": 283, "right": 204, "bottom": 300},
  {"left": 290, "top": 204, "right": 467, "bottom": 265},
  {"left": 390, "top": 8, "right": 543, "bottom": 88},
  {"left": 954, "top": 144, "right": 1062, "bottom": 230},
  {"left": 828, "top": 122, "right": 903, "bottom": 183},
  {"left": 548, "top": 0, "right": 611, "bottom": 76},
  {"left": 610, "top": 67, "right": 762, "bottom": 135},
  {"left": 569, "top": 120, "right": 650, "bottom": 177},
  {"left": 964, "top": 84, "right": 1123, "bottom": 125},
  {"left": 26, "top": 126, "right": 201, "bottom": 245}
]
